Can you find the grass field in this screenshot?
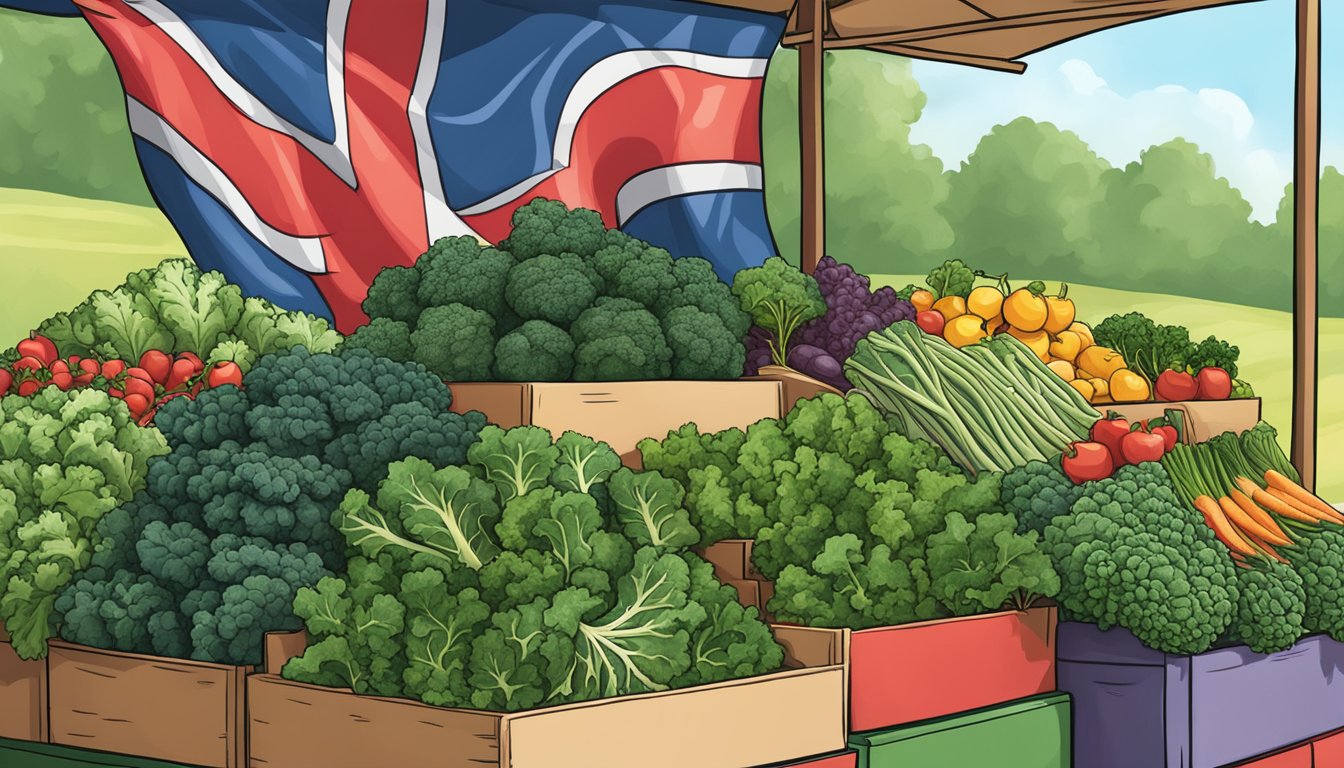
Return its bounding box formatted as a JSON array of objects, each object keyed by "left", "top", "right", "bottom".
[
  {"left": 0, "top": 187, "right": 186, "bottom": 341},
  {"left": 875, "top": 276, "right": 1343, "bottom": 501},
  {"left": 0, "top": 188, "right": 1336, "bottom": 498}
]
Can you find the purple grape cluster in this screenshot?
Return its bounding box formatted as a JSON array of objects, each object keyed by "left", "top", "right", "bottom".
[{"left": 743, "top": 257, "right": 915, "bottom": 390}]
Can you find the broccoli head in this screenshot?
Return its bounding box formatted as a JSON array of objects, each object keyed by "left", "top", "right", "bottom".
[
  {"left": 1001, "top": 458, "right": 1082, "bottom": 535},
  {"left": 598, "top": 244, "right": 677, "bottom": 309},
  {"left": 494, "top": 320, "right": 575, "bottom": 381},
  {"left": 410, "top": 303, "right": 496, "bottom": 381},
  {"left": 570, "top": 298, "right": 672, "bottom": 381},
  {"left": 1286, "top": 527, "right": 1344, "bottom": 642},
  {"left": 1227, "top": 558, "right": 1306, "bottom": 654},
  {"left": 416, "top": 237, "right": 516, "bottom": 318},
  {"left": 361, "top": 265, "right": 423, "bottom": 324},
  {"left": 344, "top": 318, "right": 413, "bottom": 362},
  {"left": 501, "top": 198, "right": 610, "bottom": 261},
  {"left": 663, "top": 306, "right": 745, "bottom": 380},
  {"left": 1186, "top": 335, "right": 1240, "bottom": 379},
  {"left": 660, "top": 256, "right": 751, "bottom": 339},
  {"left": 504, "top": 254, "right": 599, "bottom": 327}
]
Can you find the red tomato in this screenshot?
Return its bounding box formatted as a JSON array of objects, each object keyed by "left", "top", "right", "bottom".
[
  {"left": 915, "top": 311, "right": 946, "bottom": 336},
  {"left": 16, "top": 334, "right": 58, "bottom": 367},
  {"left": 207, "top": 362, "right": 244, "bottom": 389},
  {"left": 139, "top": 350, "right": 173, "bottom": 385},
  {"left": 1061, "top": 441, "right": 1115, "bottom": 484},
  {"left": 1196, "top": 367, "right": 1233, "bottom": 400},
  {"left": 0, "top": 369, "right": 12, "bottom": 396},
  {"left": 1089, "top": 418, "right": 1131, "bottom": 466},
  {"left": 1121, "top": 430, "right": 1166, "bottom": 465}
]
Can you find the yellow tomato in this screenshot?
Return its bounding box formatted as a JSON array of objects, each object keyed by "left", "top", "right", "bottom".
[
  {"left": 1069, "top": 321, "right": 1095, "bottom": 349},
  {"left": 1048, "top": 331, "right": 1083, "bottom": 363},
  {"left": 1089, "top": 378, "right": 1110, "bottom": 400},
  {"left": 1069, "top": 379, "right": 1095, "bottom": 401},
  {"left": 1044, "top": 295, "right": 1077, "bottom": 335},
  {"left": 1110, "top": 369, "right": 1152, "bottom": 403},
  {"left": 932, "top": 295, "right": 968, "bottom": 320},
  {"left": 944, "top": 314, "right": 989, "bottom": 349},
  {"left": 910, "top": 289, "right": 935, "bottom": 313},
  {"left": 1007, "top": 327, "right": 1051, "bottom": 362},
  {"left": 1002, "top": 289, "right": 1048, "bottom": 332},
  {"left": 1047, "top": 360, "right": 1076, "bottom": 381},
  {"left": 1077, "top": 346, "right": 1127, "bottom": 380},
  {"left": 967, "top": 286, "right": 1005, "bottom": 320}
]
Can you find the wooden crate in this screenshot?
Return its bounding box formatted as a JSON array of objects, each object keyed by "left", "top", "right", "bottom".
[{"left": 0, "top": 623, "right": 47, "bottom": 742}]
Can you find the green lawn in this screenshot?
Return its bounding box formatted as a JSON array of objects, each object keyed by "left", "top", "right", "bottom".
[
  {"left": 874, "top": 276, "right": 1343, "bottom": 502},
  {"left": 0, "top": 187, "right": 186, "bottom": 342},
  {"left": 0, "top": 188, "right": 1336, "bottom": 499}
]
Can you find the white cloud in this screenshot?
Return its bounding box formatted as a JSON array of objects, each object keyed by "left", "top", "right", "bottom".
[{"left": 909, "top": 58, "right": 1292, "bottom": 221}]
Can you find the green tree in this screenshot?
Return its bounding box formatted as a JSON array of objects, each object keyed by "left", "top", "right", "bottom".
[
  {"left": 761, "top": 49, "right": 952, "bottom": 275},
  {"left": 938, "top": 117, "right": 1109, "bottom": 282},
  {"left": 0, "top": 9, "right": 150, "bottom": 204},
  {"left": 1266, "top": 166, "right": 1343, "bottom": 316}
]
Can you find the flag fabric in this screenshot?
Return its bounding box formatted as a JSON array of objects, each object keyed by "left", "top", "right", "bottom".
[{"left": 7, "top": 0, "right": 785, "bottom": 331}]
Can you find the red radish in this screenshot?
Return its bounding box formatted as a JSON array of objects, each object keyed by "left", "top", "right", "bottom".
[
  {"left": 207, "top": 362, "right": 243, "bottom": 389},
  {"left": 176, "top": 351, "right": 204, "bottom": 372},
  {"left": 50, "top": 360, "right": 69, "bottom": 375},
  {"left": 17, "top": 380, "right": 39, "bottom": 397},
  {"left": 12, "top": 356, "right": 46, "bottom": 373},
  {"left": 49, "top": 371, "right": 73, "bottom": 391},
  {"left": 126, "top": 366, "right": 156, "bottom": 383},
  {"left": 136, "top": 410, "right": 156, "bottom": 427},
  {"left": 108, "top": 387, "right": 124, "bottom": 399},
  {"left": 101, "top": 359, "right": 127, "bottom": 379},
  {"left": 1196, "top": 367, "right": 1233, "bottom": 400},
  {"left": 1089, "top": 418, "right": 1131, "bottom": 466},
  {"left": 915, "top": 311, "right": 945, "bottom": 336},
  {"left": 123, "top": 377, "right": 156, "bottom": 403},
  {"left": 139, "top": 350, "right": 173, "bottom": 385},
  {"left": 1062, "top": 441, "right": 1115, "bottom": 485},
  {"left": 1121, "top": 430, "right": 1166, "bottom": 465},
  {"left": 166, "top": 358, "right": 200, "bottom": 390},
  {"left": 1153, "top": 425, "right": 1179, "bottom": 453},
  {"left": 1155, "top": 370, "right": 1198, "bottom": 402},
  {"left": 16, "top": 334, "right": 57, "bottom": 367},
  {"left": 155, "top": 391, "right": 191, "bottom": 409},
  {"left": 123, "top": 393, "right": 150, "bottom": 417},
  {"left": 0, "top": 369, "right": 11, "bottom": 395},
  {"left": 74, "top": 358, "right": 100, "bottom": 386}
]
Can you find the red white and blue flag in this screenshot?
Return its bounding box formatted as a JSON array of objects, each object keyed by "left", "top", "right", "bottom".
[{"left": 6, "top": 0, "right": 785, "bottom": 331}]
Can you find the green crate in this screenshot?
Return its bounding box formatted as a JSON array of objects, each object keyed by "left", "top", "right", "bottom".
[
  {"left": 848, "top": 693, "right": 1071, "bottom": 768},
  {"left": 0, "top": 738, "right": 194, "bottom": 768}
]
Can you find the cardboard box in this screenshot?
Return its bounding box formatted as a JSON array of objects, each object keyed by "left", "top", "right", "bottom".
[
  {"left": 775, "top": 606, "right": 1058, "bottom": 733},
  {"left": 847, "top": 693, "right": 1070, "bottom": 768},
  {"left": 699, "top": 539, "right": 764, "bottom": 582},
  {"left": 0, "top": 623, "right": 46, "bottom": 743},
  {"left": 1058, "top": 622, "right": 1344, "bottom": 768},
  {"left": 247, "top": 663, "right": 847, "bottom": 768},
  {"left": 449, "top": 380, "right": 783, "bottom": 466},
  {"left": 747, "top": 366, "right": 843, "bottom": 415},
  {"left": 47, "top": 641, "right": 249, "bottom": 768},
  {"left": 1102, "top": 398, "right": 1262, "bottom": 443}
]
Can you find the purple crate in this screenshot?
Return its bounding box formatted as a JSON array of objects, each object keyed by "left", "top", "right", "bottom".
[{"left": 1058, "top": 622, "right": 1344, "bottom": 768}]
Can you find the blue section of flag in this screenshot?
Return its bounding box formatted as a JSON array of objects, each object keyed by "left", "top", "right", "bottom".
[
  {"left": 134, "top": 138, "right": 334, "bottom": 321},
  {"left": 623, "top": 190, "right": 776, "bottom": 282},
  {"left": 162, "top": 0, "right": 337, "bottom": 143},
  {"left": 430, "top": 0, "right": 783, "bottom": 208},
  {"left": 0, "top": 0, "right": 76, "bottom": 14}
]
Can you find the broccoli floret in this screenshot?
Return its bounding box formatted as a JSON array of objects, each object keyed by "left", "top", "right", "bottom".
[
  {"left": 925, "top": 259, "right": 976, "bottom": 299},
  {"left": 504, "top": 254, "right": 599, "bottom": 327},
  {"left": 1286, "top": 527, "right": 1344, "bottom": 642},
  {"left": 663, "top": 306, "right": 745, "bottom": 379},
  {"left": 325, "top": 402, "right": 486, "bottom": 491},
  {"left": 1187, "top": 335, "right": 1240, "bottom": 379},
  {"left": 660, "top": 257, "right": 751, "bottom": 339},
  {"left": 362, "top": 265, "right": 423, "bottom": 324},
  {"left": 494, "top": 320, "right": 575, "bottom": 381},
  {"left": 54, "top": 569, "right": 187, "bottom": 657},
  {"left": 1001, "top": 459, "right": 1082, "bottom": 534},
  {"left": 191, "top": 574, "right": 312, "bottom": 665},
  {"left": 598, "top": 244, "right": 677, "bottom": 309},
  {"left": 416, "top": 237, "right": 516, "bottom": 318},
  {"left": 501, "top": 198, "right": 609, "bottom": 261},
  {"left": 153, "top": 385, "right": 250, "bottom": 450},
  {"left": 344, "top": 318, "right": 413, "bottom": 362},
  {"left": 570, "top": 298, "right": 672, "bottom": 381},
  {"left": 410, "top": 303, "right": 496, "bottom": 381},
  {"left": 136, "top": 521, "right": 210, "bottom": 584},
  {"left": 1045, "top": 463, "right": 1237, "bottom": 654},
  {"left": 1227, "top": 559, "right": 1306, "bottom": 654}
]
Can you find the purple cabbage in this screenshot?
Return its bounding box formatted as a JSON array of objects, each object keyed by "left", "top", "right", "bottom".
[{"left": 743, "top": 257, "right": 915, "bottom": 390}]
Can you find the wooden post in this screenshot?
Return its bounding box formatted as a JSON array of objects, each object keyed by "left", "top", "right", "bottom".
[
  {"left": 1292, "top": 0, "right": 1320, "bottom": 490},
  {"left": 797, "top": 0, "right": 825, "bottom": 274}
]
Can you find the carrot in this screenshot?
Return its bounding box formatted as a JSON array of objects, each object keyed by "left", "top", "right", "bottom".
[
  {"left": 1267, "top": 487, "right": 1344, "bottom": 525},
  {"left": 1236, "top": 476, "right": 1265, "bottom": 497},
  {"left": 1219, "top": 495, "right": 1292, "bottom": 547},
  {"left": 1265, "top": 470, "right": 1344, "bottom": 521},
  {"left": 1240, "top": 531, "right": 1290, "bottom": 564},
  {"left": 1196, "top": 496, "right": 1258, "bottom": 556},
  {"left": 1230, "top": 490, "right": 1293, "bottom": 544},
  {"left": 1251, "top": 487, "right": 1321, "bottom": 524}
]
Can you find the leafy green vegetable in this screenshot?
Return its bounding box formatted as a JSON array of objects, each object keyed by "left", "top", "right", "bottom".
[
  {"left": 1093, "top": 311, "right": 1242, "bottom": 382},
  {"left": 469, "top": 426, "right": 560, "bottom": 503},
  {"left": 731, "top": 257, "right": 826, "bottom": 368},
  {"left": 925, "top": 259, "right": 976, "bottom": 299}
]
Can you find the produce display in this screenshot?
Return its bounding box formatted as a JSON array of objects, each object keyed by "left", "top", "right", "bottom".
[
  {"left": 53, "top": 348, "right": 488, "bottom": 666},
  {"left": 282, "top": 426, "right": 782, "bottom": 710},
  {"left": 743, "top": 256, "right": 915, "bottom": 390},
  {"left": 639, "top": 394, "right": 1059, "bottom": 629},
  {"left": 348, "top": 199, "right": 750, "bottom": 382},
  {"left": 844, "top": 322, "right": 1099, "bottom": 474},
  {"left": 0, "top": 388, "right": 168, "bottom": 659},
  {"left": 1094, "top": 311, "right": 1249, "bottom": 399},
  {"left": 1059, "top": 414, "right": 1179, "bottom": 484}
]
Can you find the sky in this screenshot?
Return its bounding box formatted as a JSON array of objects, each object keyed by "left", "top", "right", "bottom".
[{"left": 908, "top": 0, "right": 1342, "bottom": 222}]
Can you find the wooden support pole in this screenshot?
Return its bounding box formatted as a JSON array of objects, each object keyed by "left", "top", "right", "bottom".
[
  {"left": 797, "top": 0, "right": 825, "bottom": 274},
  {"left": 1292, "top": 0, "right": 1320, "bottom": 490}
]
